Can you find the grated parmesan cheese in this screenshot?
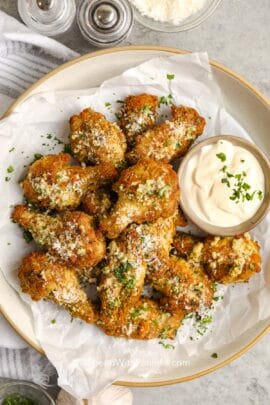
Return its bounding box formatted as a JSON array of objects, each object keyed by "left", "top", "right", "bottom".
[{"left": 130, "top": 0, "right": 207, "bottom": 25}]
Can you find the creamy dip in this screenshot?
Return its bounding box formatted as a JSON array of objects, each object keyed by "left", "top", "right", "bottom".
[{"left": 182, "top": 139, "right": 265, "bottom": 227}]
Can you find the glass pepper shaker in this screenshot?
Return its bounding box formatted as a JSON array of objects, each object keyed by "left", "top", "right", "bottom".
[
  {"left": 77, "top": 0, "right": 134, "bottom": 48},
  {"left": 18, "top": 0, "right": 76, "bottom": 37}
]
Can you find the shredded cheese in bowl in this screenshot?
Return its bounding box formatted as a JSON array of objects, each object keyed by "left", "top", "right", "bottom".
[{"left": 129, "top": 0, "right": 207, "bottom": 25}]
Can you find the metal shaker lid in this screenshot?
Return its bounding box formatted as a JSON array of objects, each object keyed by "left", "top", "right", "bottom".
[{"left": 77, "top": 0, "right": 133, "bottom": 48}]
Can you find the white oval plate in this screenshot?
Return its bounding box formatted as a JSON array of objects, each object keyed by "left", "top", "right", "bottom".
[{"left": 1, "top": 46, "right": 270, "bottom": 387}]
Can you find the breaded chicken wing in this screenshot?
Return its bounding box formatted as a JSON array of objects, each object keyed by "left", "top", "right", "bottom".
[
  {"left": 22, "top": 153, "right": 117, "bottom": 211},
  {"left": 12, "top": 205, "right": 106, "bottom": 270},
  {"left": 99, "top": 298, "right": 184, "bottom": 339},
  {"left": 82, "top": 188, "right": 112, "bottom": 219},
  {"left": 118, "top": 93, "right": 158, "bottom": 147},
  {"left": 118, "top": 211, "right": 179, "bottom": 280},
  {"left": 98, "top": 235, "right": 146, "bottom": 330},
  {"left": 202, "top": 234, "right": 261, "bottom": 283},
  {"left": 127, "top": 105, "right": 205, "bottom": 163},
  {"left": 152, "top": 256, "right": 213, "bottom": 313},
  {"left": 70, "top": 108, "right": 127, "bottom": 167},
  {"left": 18, "top": 252, "right": 95, "bottom": 323},
  {"left": 100, "top": 158, "right": 180, "bottom": 239},
  {"left": 172, "top": 232, "right": 261, "bottom": 284}
]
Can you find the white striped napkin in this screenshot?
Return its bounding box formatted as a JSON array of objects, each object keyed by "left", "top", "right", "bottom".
[
  {"left": 0, "top": 11, "right": 133, "bottom": 404},
  {"left": 0, "top": 8, "right": 78, "bottom": 351}
]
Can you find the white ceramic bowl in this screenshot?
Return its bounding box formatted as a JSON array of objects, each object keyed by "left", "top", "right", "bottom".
[{"left": 178, "top": 135, "right": 270, "bottom": 236}]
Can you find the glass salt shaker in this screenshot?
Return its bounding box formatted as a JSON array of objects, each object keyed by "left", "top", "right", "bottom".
[
  {"left": 17, "top": 0, "right": 76, "bottom": 37},
  {"left": 77, "top": 0, "right": 134, "bottom": 48}
]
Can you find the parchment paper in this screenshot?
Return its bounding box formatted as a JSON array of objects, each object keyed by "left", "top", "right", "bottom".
[{"left": 0, "top": 53, "right": 270, "bottom": 398}]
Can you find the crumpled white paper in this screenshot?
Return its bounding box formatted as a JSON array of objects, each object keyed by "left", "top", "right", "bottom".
[{"left": 0, "top": 53, "right": 270, "bottom": 398}]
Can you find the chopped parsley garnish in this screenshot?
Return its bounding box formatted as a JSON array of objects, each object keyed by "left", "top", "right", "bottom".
[
  {"left": 54, "top": 136, "right": 64, "bottom": 145},
  {"left": 130, "top": 308, "right": 141, "bottom": 319},
  {"left": 159, "top": 341, "right": 175, "bottom": 349},
  {"left": 5, "top": 177, "right": 10, "bottom": 182},
  {"left": 195, "top": 314, "right": 213, "bottom": 336},
  {"left": 217, "top": 158, "right": 263, "bottom": 204},
  {"left": 7, "top": 165, "right": 14, "bottom": 173},
  {"left": 34, "top": 153, "right": 43, "bottom": 161},
  {"left": 63, "top": 143, "right": 72, "bottom": 154},
  {"left": 47, "top": 134, "right": 53, "bottom": 139},
  {"left": 105, "top": 102, "right": 111, "bottom": 108},
  {"left": 2, "top": 395, "right": 37, "bottom": 405},
  {"left": 113, "top": 262, "right": 135, "bottom": 289},
  {"left": 159, "top": 94, "right": 173, "bottom": 107},
  {"left": 9, "top": 147, "right": 15, "bottom": 153},
  {"left": 116, "top": 100, "right": 124, "bottom": 104},
  {"left": 216, "top": 152, "right": 226, "bottom": 162},
  {"left": 130, "top": 306, "right": 147, "bottom": 319},
  {"left": 22, "top": 230, "right": 33, "bottom": 244},
  {"left": 167, "top": 73, "right": 175, "bottom": 81},
  {"left": 241, "top": 159, "right": 245, "bottom": 163},
  {"left": 164, "top": 139, "right": 172, "bottom": 147},
  {"left": 211, "top": 352, "right": 218, "bottom": 358},
  {"left": 51, "top": 319, "right": 56, "bottom": 324},
  {"left": 142, "top": 105, "right": 151, "bottom": 114},
  {"left": 211, "top": 282, "right": 218, "bottom": 292}
]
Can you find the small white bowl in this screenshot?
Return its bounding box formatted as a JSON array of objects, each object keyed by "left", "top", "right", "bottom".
[{"left": 178, "top": 135, "right": 270, "bottom": 236}]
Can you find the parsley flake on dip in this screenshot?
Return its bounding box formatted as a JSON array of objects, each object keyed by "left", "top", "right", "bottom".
[{"left": 178, "top": 136, "right": 270, "bottom": 235}]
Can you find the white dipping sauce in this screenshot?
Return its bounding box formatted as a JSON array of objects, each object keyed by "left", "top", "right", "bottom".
[{"left": 183, "top": 140, "right": 265, "bottom": 227}]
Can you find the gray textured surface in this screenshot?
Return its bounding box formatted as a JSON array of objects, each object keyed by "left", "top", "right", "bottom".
[{"left": 1, "top": 0, "right": 270, "bottom": 404}]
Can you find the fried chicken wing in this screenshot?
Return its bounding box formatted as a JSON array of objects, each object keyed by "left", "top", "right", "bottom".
[
  {"left": 12, "top": 205, "right": 106, "bottom": 270},
  {"left": 100, "top": 158, "right": 180, "bottom": 239},
  {"left": 118, "top": 212, "right": 179, "bottom": 281},
  {"left": 22, "top": 153, "right": 117, "bottom": 211},
  {"left": 127, "top": 105, "right": 205, "bottom": 164},
  {"left": 118, "top": 93, "right": 158, "bottom": 147},
  {"left": 99, "top": 298, "right": 184, "bottom": 339},
  {"left": 98, "top": 235, "right": 146, "bottom": 330},
  {"left": 152, "top": 256, "right": 213, "bottom": 313},
  {"left": 70, "top": 108, "right": 127, "bottom": 167},
  {"left": 18, "top": 252, "right": 95, "bottom": 323},
  {"left": 173, "top": 232, "right": 261, "bottom": 284},
  {"left": 82, "top": 188, "right": 112, "bottom": 219},
  {"left": 202, "top": 234, "right": 261, "bottom": 283}
]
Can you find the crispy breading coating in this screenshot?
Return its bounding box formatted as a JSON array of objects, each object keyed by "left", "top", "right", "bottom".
[
  {"left": 98, "top": 234, "right": 147, "bottom": 330},
  {"left": 22, "top": 153, "right": 117, "bottom": 211},
  {"left": 202, "top": 234, "right": 261, "bottom": 283},
  {"left": 99, "top": 298, "right": 184, "bottom": 339},
  {"left": 172, "top": 232, "right": 202, "bottom": 258},
  {"left": 118, "top": 212, "right": 179, "bottom": 280},
  {"left": 12, "top": 206, "right": 106, "bottom": 270},
  {"left": 153, "top": 256, "right": 213, "bottom": 313},
  {"left": 70, "top": 108, "right": 127, "bottom": 167},
  {"left": 172, "top": 232, "right": 261, "bottom": 284},
  {"left": 82, "top": 188, "right": 112, "bottom": 219},
  {"left": 118, "top": 93, "right": 158, "bottom": 147},
  {"left": 127, "top": 105, "right": 205, "bottom": 163},
  {"left": 18, "top": 252, "right": 95, "bottom": 323},
  {"left": 100, "top": 158, "right": 180, "bottom": 239}
]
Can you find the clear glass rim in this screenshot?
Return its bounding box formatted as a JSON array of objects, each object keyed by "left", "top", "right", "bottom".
[
  {"left": 130, "top": 0, "right": 222, "bottom": 33},
  {"left": 0, "top": 380, "right": 55, "bottom": 404},
  {"left": 17, "top": 0, "right": 76, "bottom": 37}
]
